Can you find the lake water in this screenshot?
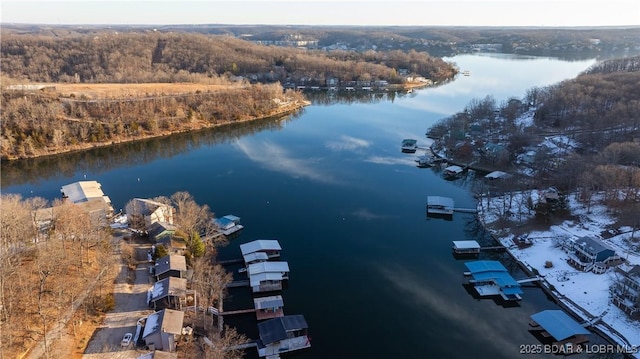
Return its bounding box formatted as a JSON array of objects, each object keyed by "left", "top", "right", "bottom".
[{"left": 2, "top": 54, "right": 613, "bottom": 358}]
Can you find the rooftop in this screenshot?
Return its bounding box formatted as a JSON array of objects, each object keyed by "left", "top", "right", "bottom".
[
  {"left": 155, "top": 255, "right": 187, "bottom": 275},
  {"left": 530, "top": 310, "right": 591, "bottom": 341},
  {"left": 258, "top": 315, "right": 308, "bottom": 345},
  {"left": 240, "top": 239, "right": 282, "bottom": 255},
  {"left": 142, "top": 309, "right": 184, "bottom": 338}
]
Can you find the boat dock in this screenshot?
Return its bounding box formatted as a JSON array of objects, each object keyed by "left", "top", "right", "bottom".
[
  {"left": 427, "top": 196, "right": 478, "bottom": 217},
  {"left": 453, "top": 241, "right": 506, "bottom": 253},
  {"left": 226, "top": 280, "right": 250, "bottom": 288},
  {"left": 219, "top": 308, "right": 258, "bottom": 316},
  {"left": 218, "top": 258, "right": 244, "bottom": 265},
  {"left": 463, "top": 260, "right": 524, "bottom": 301}
]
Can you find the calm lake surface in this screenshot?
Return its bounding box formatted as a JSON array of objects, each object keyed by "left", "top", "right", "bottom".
[{"left": 3, "top": 53, "right": 614, "bottom": 358}]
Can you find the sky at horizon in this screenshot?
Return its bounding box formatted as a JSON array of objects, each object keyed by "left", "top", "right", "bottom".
[{"left": 1, "top": 1, "right": 639, "bottom": 27}]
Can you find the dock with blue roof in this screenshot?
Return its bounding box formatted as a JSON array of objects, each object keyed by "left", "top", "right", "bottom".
[
  {"left": 463, "top": 260, "right": 523, "bottom": 301},
  {"left": 529, "top": 310, "right": 591, "bottom": 348}
]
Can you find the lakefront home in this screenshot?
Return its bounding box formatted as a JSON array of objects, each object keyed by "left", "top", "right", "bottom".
[
  {"left": 142, "top": 309, "right": 184, "bottom": 352},
  {"left": 566, "top": 236, "right": 618, "bottom": 273},
  {"left": 154, "top": 255, "right": 187, "bottom": 281},
  {"left": 126, "top": 198, "right": 174, "bottom": 229},
  {"left": 148, "top": 277, "right": 188, "bottom": 311},
  {"left": 610, "top": 264, "right": 640, "bottom": 318}
]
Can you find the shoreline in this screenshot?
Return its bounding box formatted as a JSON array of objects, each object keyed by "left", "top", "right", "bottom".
[
  {"left": 1, "top": 101, "right": 310, "bottom": 162},
  {"left": 475, "top": 206, "right": 639, "bottom": 357}
]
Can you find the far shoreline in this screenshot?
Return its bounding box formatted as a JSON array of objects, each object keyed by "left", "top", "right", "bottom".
[{"left": 0, "top": 100, "right": 310, "bottom": 163}]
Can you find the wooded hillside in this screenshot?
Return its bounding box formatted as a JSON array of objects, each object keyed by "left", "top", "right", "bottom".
[{"left": 0, "top": 31, "right": 456, "bottom": 84}]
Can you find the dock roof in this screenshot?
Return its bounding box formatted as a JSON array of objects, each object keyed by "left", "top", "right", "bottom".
[
  {"left": 250, "top": 272, "right": 285, "bottom": 287},
  {"left": 426, "top": 196, "right": 455, "bottom": 208},
  {"left": 453, "top": 240, "right": 480, "bottom": 250},
  {"left": 240, "top": 239, "right": 282, "bottom": 255},
  {"left": 61, "top": 181, "right": 104, "bottom": 202},
  {"left": 258, "top": 315, "right": 308, "bottom": 345},
  {"left": 254, "top": 295, "right": 284, "bottom": 310},
  {"left": 530, "top": 310, "right": 590, "bottom": 341},
  {"left": 248, "top": 261, "right": 290, "bottom": 275},
  {"left": 243, "top": 251, "right": 269, "bottom": 264},
  {"left": 464, "top": 260, "right": 508, "bottom": 274}
]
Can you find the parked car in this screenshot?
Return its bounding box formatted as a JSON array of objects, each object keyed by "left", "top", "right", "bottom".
[{"left": 121, "top": 332, "right": 133, "bottom": 347}]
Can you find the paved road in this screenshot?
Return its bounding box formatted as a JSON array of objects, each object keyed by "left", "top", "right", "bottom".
[{"left": 83, "top": 238, "right": 154, "bottom": 359}]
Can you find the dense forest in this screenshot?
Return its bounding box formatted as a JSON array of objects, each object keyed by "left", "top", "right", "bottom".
[
  {"left": 0, "top": 31, "right": 456, "bottom": 84},
  {"left": 0, "top": 82, "right": 306, "bottom": 160}
]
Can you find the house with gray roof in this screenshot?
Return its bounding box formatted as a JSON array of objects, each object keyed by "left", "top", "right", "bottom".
[
  {"left": 148, "top": 277, "right": 188, "bottom": 311},
  {"left": 142, "top": 309, "right": 184, "bottom": 352},
  {"left": 154, "top": 255, "right": 187, "bottom": 281}
]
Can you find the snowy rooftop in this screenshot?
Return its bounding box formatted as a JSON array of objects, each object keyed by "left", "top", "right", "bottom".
[{"left": 478, "top": 191, "right": 640, "bottom": 355}]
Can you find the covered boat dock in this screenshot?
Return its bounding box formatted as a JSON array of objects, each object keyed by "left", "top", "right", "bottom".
[
  {"left": 529, "top": 310, "right": 591, "bottom": 347},
  {"left": 463, "top": 260, "right": 523, "bottom": 301}
]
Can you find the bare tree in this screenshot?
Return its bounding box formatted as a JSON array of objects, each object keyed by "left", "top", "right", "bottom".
[{"left": 191, "top": 256, "right": 232, "bottom": 332}]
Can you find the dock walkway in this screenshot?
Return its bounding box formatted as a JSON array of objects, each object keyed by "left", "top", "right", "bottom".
[{"left": 226, "top": 280, "right": 250, "bottom": 288}]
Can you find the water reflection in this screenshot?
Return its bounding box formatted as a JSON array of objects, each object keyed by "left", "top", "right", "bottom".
[{"left": 1, "top": 111, "right": 303, "bottom": 187}]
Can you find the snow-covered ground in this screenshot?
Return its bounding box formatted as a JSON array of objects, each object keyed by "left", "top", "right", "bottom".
[{"left": 478, "top": 191, "right": 640, "bottom": 357}]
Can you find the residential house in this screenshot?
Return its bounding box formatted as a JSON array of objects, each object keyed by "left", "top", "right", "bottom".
[
  {"left": 157, "top": 236, "right": 188, "bottom": 256},
  {"left": 142, "top": 309, "right": 184, "bottom": 352},
  {"left": 126, "top": 198, "right": 174, "bottom": 230},
  {"left": 611, "top": 264, "right": 640, "bottom": 318},
  {"left": 247, "top": 261, "right": 290, "bottom": 293},
  {"left": 148, "top": 277, "right": 188, "bottom": 311},
  {"left": 257, "top": 315, "right": 311, "bottom": 357},
  {"left": 147, "top": 222, "right": 178, "bottom": 242},
  {"left": 154, "top": 255, "right": 187, "bottom": 281},
  {"left": 566, "top": 236, "right": 618, "bottom": 273}
]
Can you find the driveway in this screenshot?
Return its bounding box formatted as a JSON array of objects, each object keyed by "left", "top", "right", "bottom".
[{"left": 83, "top": 236, "right": 155, "bottom": 358}]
